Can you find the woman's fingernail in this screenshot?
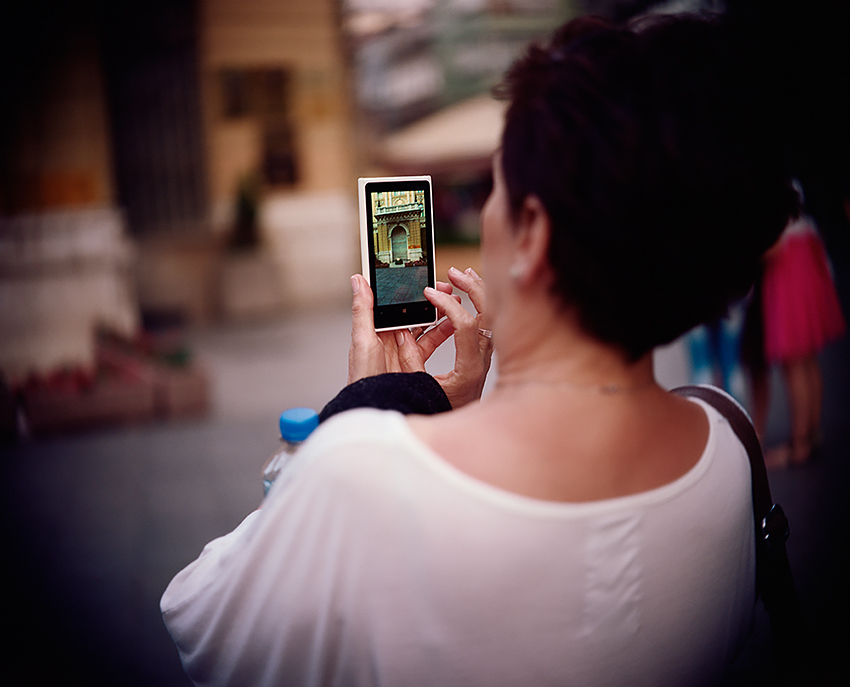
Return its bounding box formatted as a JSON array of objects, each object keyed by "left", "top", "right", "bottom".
[
  {"left": 448, "top": 266, "right": 462, "bottom": 276},
  {"left": 465, "top": 267, "right": 481, "bottom": 280},
  {"left": 351, "top": 275, "right": 360, "bottom": 294},
  {"left": 395, "top": 330, "right": 405, "bottom": 345}
]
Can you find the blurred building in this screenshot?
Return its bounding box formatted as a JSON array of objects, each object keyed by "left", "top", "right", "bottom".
[
  {"left": 370, "top": 188, "right": 427, "bottom": 265},
  {"left": 346, "top": 0, "right": 575, "bottom": 131},
  {"left": 1, "top": 0, "right": 359, "bottom": 382},
  {"left": 0, "top": 0, "right": 723, "bottom": 386},
  {"left": 345, "top": 0, "right": 575, "bottom": 244}
]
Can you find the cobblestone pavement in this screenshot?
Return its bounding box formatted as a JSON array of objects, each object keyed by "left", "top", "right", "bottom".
[{"left": 375, "top": 265, "right": 429, "bottom": 305}]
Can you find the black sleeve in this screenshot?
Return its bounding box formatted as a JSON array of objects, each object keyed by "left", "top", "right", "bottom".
[{"left": 319, "top": 372, "right": 451, "bottom": 422}]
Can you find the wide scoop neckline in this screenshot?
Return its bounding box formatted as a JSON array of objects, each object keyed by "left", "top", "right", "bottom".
[{"left": 385, "top": 398, "right": 720, "bottom": 517}]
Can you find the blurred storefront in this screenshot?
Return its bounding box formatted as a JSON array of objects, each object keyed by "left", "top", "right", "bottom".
[
  {"left": 1, "top": 0, "right": 360, "bottom": 433},
  {"left": 3, "top": 0, "right": 360, "bottom": 309}
]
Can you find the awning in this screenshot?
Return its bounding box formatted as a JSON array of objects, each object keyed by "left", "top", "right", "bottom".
[{"left": 379, "top": 94, "right": 507, "bottom": 174}]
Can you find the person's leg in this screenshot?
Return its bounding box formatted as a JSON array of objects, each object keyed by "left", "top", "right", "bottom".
[
  {"left": 782, "top": 356, "right": 817, "bottom": 465},
  {"left": 805, "top": 355, "right": 824, "bottom": 451}
]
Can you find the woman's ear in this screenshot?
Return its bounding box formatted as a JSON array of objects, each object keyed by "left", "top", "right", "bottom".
[{"left": 510, "top": 195, "right": 554, "bottom": 288}]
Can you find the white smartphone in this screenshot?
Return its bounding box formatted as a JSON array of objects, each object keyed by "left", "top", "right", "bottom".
[{"left": 358, "top": 175, "right": 438, "bottom": 331}]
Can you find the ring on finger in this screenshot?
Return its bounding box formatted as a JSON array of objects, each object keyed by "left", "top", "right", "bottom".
[{"left": 477, "top": 327, "right": 493, "bottom": 339}]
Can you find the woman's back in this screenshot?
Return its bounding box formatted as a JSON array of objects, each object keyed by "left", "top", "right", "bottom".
[{"left": 162, "top": 401, "right": 755, "bottom": 686}]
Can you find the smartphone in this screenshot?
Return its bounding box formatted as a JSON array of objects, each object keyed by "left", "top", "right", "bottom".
[{"left": 358, "top": 175, "right": 438, "bottom": 331}]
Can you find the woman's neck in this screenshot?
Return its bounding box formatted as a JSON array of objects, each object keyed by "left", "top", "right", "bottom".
[{"left": 491, "top": 302, "right": 655, "bottom": 398}]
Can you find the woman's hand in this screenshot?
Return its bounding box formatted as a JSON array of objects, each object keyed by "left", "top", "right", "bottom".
[
  {"left": 347, "top": 267, "right": 493, "bottom": 409},
  {"left": 421, "top": 267, "right": 493, "bottom": 408},
  {"left": 347, "top": 274, "right": 455, "bottom": 384}
]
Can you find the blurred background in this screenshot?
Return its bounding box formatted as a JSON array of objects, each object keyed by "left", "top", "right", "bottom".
[{"left": 1, "top": 0, "right": 848, "bottom": 685}]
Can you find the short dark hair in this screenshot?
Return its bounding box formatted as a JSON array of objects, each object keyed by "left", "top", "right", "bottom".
[{"left": 497, "top": 14, "right": 797, "bottom": 361}]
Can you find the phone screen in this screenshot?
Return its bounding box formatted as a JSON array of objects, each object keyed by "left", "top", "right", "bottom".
[{"left": 359, "top": 176, "right": 438, "bottom": 331}]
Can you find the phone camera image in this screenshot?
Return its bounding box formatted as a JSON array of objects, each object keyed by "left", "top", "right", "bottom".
[
  {"left": 370, "top": 187, "right": 428, "bottom": 306},
  {"left": 359, "top": 176, "right": 437, "bottom": 331}
]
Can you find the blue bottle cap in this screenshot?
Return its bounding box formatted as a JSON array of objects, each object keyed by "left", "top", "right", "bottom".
[{"left": 279, "top": 407, "right": 319, "bottom": 442}]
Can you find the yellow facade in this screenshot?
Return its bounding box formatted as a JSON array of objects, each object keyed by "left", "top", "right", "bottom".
[
  {"left": 202, "top": 0, "right": 355, "bottom": 214},
  {"left": 370, "top": 190, "right": 426, "bottom": 266},
  {"left": 200, "top": 0, "right": 360, "bottom": 311}
]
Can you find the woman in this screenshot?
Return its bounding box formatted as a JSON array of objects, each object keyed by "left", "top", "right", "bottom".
[
  {"left": 759, "top": 208, "right": 845, "bottom": 466},
  {"left": 162, "top": 14, "right": 796, "bottom": 686}
]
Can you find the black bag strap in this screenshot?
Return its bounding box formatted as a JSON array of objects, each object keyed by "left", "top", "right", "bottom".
[{"left": 673, "top": 385, "right": 806, "bottom": 674}]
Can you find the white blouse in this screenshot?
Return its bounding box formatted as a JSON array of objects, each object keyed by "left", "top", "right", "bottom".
[{"left": 162, "top": 400, "right": 755, "bottom": 687}]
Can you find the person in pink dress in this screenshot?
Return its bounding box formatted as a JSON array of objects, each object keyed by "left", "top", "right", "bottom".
[{"left": 760, "top": 191, "right": 846, "bottom": 466}]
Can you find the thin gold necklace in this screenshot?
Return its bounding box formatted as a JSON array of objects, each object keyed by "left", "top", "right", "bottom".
[{"left": 494, "top": 377, "right": 655, "bottom": 395}]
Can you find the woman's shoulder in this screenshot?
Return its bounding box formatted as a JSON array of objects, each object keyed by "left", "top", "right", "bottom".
[
  {"left": 310, "top": 407, "right": 409, "bottom": 447},
  {"left": 263, "top": 408, "right": 430, "bottom": 512},
  {"left": 296, "top": 408, "right": 427, "bottom": 477}
]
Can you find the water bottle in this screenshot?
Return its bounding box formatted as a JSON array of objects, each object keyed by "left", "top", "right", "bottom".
[{"left": 262, "top": 407, "right": 319, "bottom": 496}]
